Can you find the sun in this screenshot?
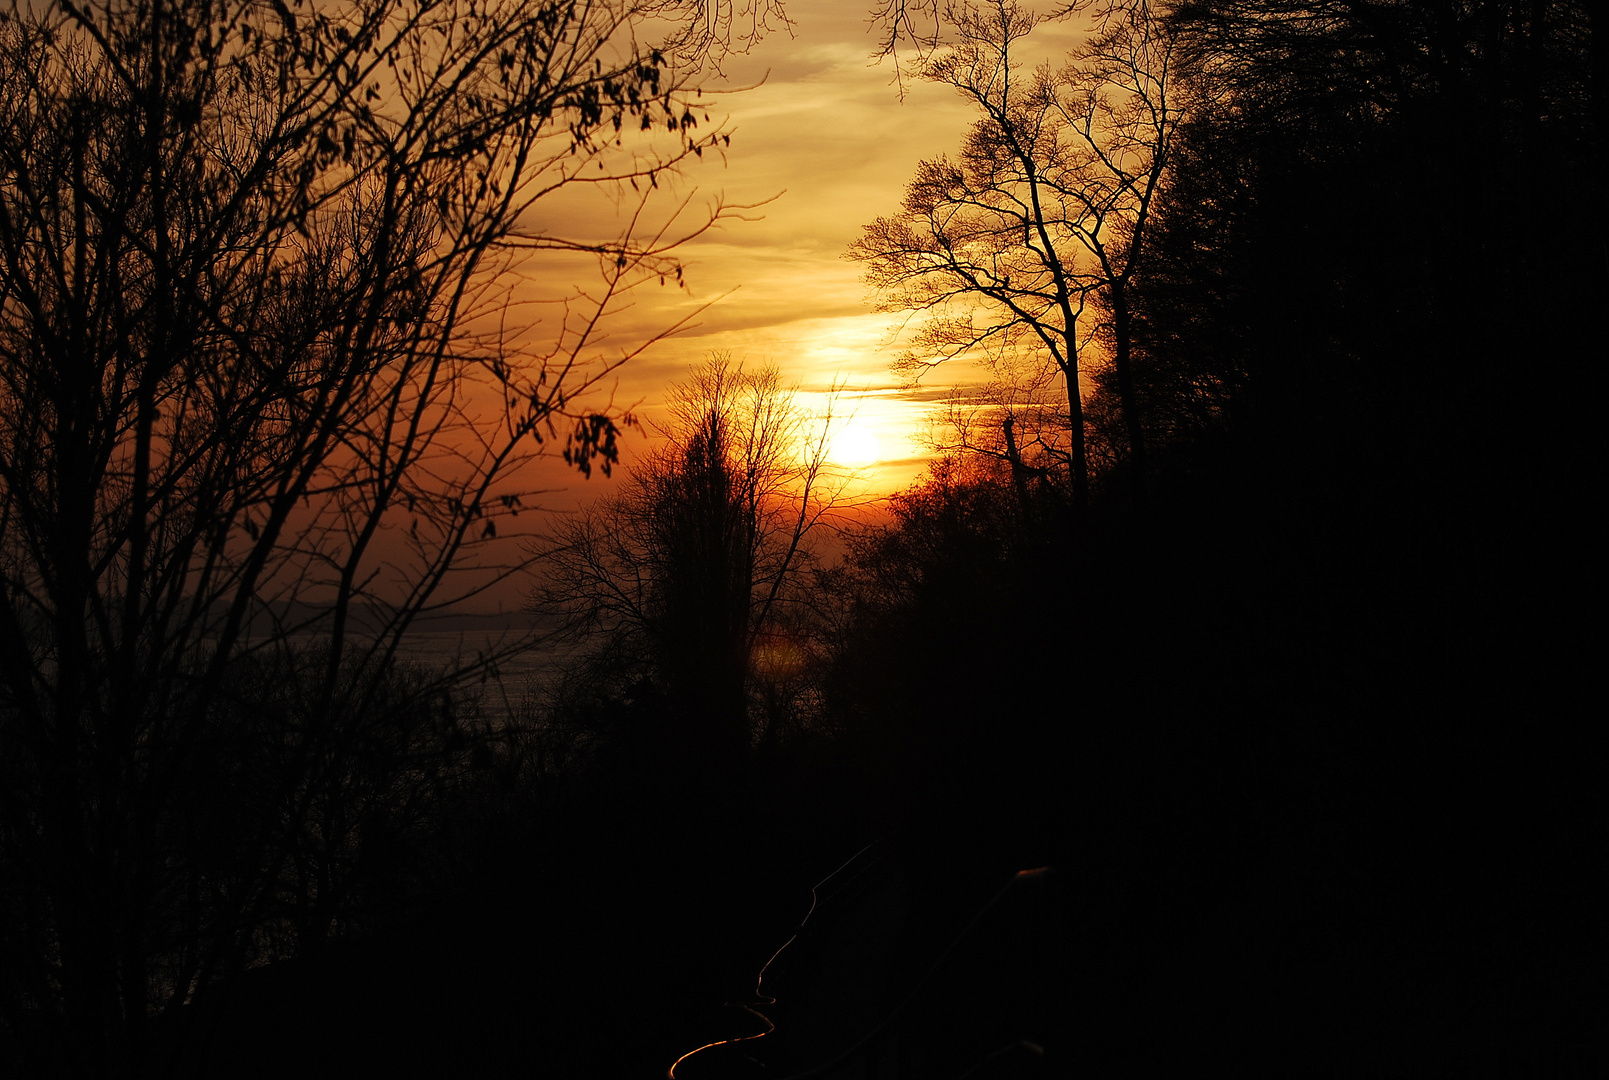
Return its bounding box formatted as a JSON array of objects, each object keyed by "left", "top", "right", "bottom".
[{"left": 828, "top": 422, "right": 881, "bottom": 467}]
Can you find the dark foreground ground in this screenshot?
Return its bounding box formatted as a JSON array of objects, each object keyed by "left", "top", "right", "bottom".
[
  {"left": 167, "top": 735, "right": 1601, "bottom": 1080},
  {"left": 167, "top": 451, "right": 1602, "bottom": 1079}
]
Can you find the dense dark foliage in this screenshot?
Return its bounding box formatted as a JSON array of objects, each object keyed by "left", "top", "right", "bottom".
[{"left": 814, "top": 1, "right": 1603, "bottom": 1072}]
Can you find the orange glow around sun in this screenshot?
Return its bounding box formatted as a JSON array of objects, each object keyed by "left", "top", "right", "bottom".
[{"left": 782, "top": 383, "right": 949, "bottom": 497}]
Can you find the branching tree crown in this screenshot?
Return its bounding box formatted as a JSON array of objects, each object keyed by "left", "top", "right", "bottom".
[
  {"left": 0, "top": 0, "right": 759, "bottom": 1071},
  {"left": 848, "top": 0, "right": 1182, "bottom": 509}
]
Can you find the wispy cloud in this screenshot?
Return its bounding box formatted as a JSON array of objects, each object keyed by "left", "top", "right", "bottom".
[{"left": 518, "top": 3, "right": 1080, "bottom": 505}]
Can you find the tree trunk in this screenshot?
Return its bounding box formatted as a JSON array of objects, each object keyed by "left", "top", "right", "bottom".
[
  {"left": 1108, "top": 279, "right": 1148, "bottom": 471},
  {"left": 1002, "top": 413, "right": 1033, "bottom": 515},
  {"left": 1060, "top": 358, "right": 1090, "bottom": 518}
]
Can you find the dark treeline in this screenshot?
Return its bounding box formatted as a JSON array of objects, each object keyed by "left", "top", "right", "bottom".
[{"left": 3, "top": 0, "right": 1602, "bottom": 1077}]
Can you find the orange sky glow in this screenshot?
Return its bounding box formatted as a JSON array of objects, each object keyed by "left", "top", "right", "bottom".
[{"left": 514, "top": 3, "right": 1084, "bottom": 514}]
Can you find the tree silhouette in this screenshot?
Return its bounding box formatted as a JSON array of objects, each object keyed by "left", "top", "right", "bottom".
[
  {"left": 933, "top": 356, "right": 1076, "bottom": 514},
  {"left": 849, "top": 0, "right": 1182, "bottom": 511},
  {"left": 1112, "top": 0, "right": 1603, "bottom": 478},
  {"left": 534, "top": 357, "right": 840, "bottom": 766},
  {"left": 850, "top": 0, "right": 1097, "bottom": 512},
  {"left": 0, "top": 0, "right": 745, "bottom": 1072}
]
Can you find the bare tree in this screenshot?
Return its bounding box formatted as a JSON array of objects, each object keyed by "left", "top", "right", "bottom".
[
  {"left": 848, "top": 0, "right": 1182, "bottom": 508},
  {"left": 850, "top": 0, "right": 1098, "bottom": 512},
  {"left": 937, "top": 353, "right": 1076, "bottom": 512},
  {"left": 0, "top": 0, "right": 755, "bottom": 1072},
  {"left": 533, "top": 356, "right": 841, "bottom": 762}
]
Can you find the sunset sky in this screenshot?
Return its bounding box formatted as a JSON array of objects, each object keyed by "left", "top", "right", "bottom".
[{"left": 524, "top": 2, "right": 1084, "bottom": 507}]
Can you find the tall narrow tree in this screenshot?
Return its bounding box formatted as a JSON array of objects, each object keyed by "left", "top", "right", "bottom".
[{"left": 534, "top": 357, "right": 840, "bottom": 763}]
